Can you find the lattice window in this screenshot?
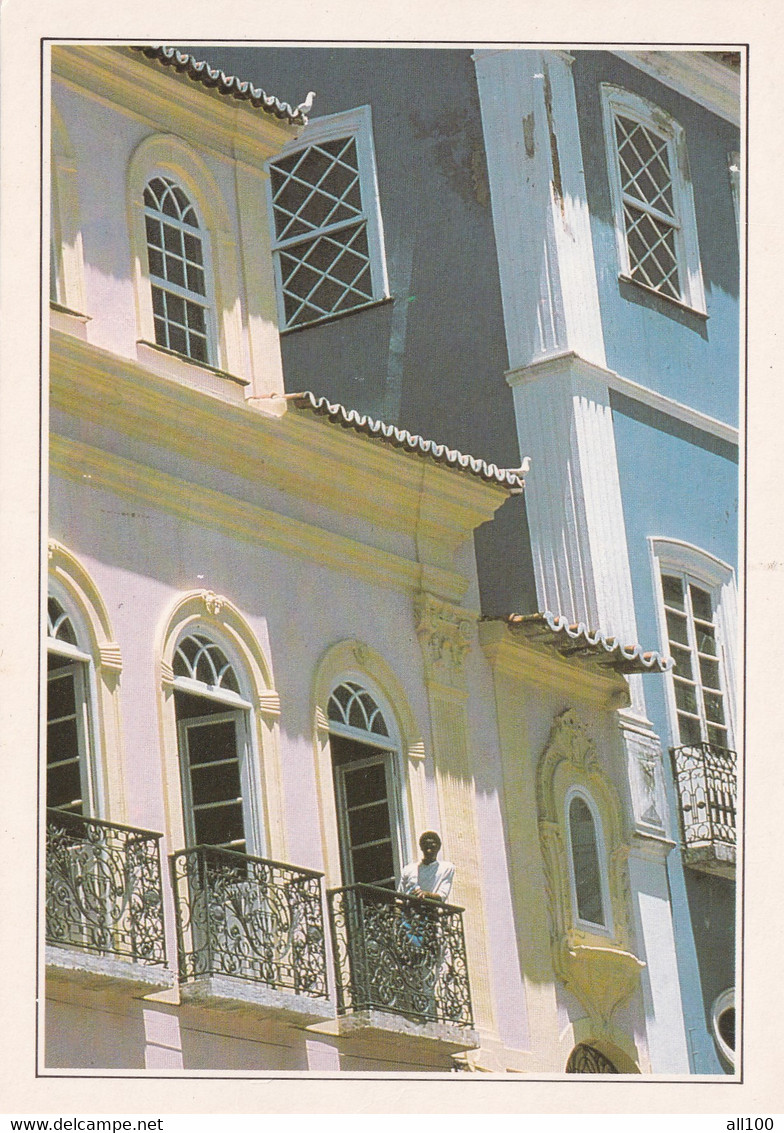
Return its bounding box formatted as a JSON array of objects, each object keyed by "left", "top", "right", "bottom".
[
  {"left": 328, "top": 680, "right": 389, "bottom": 737},
  {"left": 614, "top": 114, "right": 680, "bottom": 299},
  {"left": 602, "top": 86, "right": 705, "bottom": 312},
  {"left": 173, "top": 633, "right": 240, "bottom": 694},
  {"left": 662, "top": 574, "right": 728, "bottom": 749},
  {"left": 268, "top": 109, "right": 388, "bottom": 330},
  {"left": 48, "top": 596, "right": 78, "bottom": 646},
  {"left": 143, "top": 177, "right": 212, "bottom": 364}
]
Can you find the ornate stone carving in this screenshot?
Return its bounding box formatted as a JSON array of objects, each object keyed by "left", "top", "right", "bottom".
[
  {"left": 160, "top": 659, "right": 174, "bottom": 688},
  {"left": 536, "top": 709, "right": 643, "bottom": 1026},
  {"left": 98, "top": 642, "right": 123, "bottom": 673},
  {"left": 258, "top": 691, "right": 281, "bottom": 718},
  {"left": 351, "top": 643, "right": 368, "bottom": 668},
  {"left": 314, "top": 705, "right": 329, "bottom": 732},
  {"left": 620, "top": 723, "right": 667, "bottom": 835},
  {"left": 199, "top": 589, "right": 226, "bottom": 617},
  {"left": 414, "top": 593, "right": 474, "bottom": 688}
]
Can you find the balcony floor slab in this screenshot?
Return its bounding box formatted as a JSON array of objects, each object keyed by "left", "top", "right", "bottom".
[
  {"left": 46, "top": 944, "right": 175, "bottom": 996},
  {"left": 310, "top": 1009, "right": 480, "bottom": 1053},
  {"left": 179, "top": 974, "right": 336, "bottom": 1025}
]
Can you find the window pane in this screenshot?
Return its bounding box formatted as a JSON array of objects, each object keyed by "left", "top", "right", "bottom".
[
  {"left": 569, "top": 797, "right": 605, "bottom": 926},
  {"left": 351, "top": 841, "right": 394, "bottom": 886},
  {"left": 704, "top": 690, "right": 726, "bottom": 725},
  {"left": 690, "top": 586, "right": 713, "bottom": 622},
  {"left": 48, "top": 670, "right": 76, "bottom": 719},
  {"left": 47, "top": 759, "right": 82, "bottom": 811},
  {"left": 666, "top": 609, "right": 689, "bottom": 646},
  {"left": 662, "top": 575, "right": 685, "bottom": 610},
  {"left": 699, "top": 655, "right": 721, "bottom": 689},
  {"left": 189, "top": 760, "right": 241, "bottom": 807},
  {"left": 194, "top": 800, "right": 245, "bottom": 848},
  {"left": 347, "top": 800, "right": 392, "bottom": 847},
  {"left": 674, "top": 679, "right": 699, "bottom": 715},
  {"left": 677, "top": 713, "right": 702, "bottom": 746},
  {"left": 343, "top": 762, "right": 387, "bottom": 806},
  {"left": 187, "top": 720, "right": 238, "bottom": 767}
]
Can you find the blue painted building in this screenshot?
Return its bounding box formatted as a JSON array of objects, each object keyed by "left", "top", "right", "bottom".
[{"left": 192, "top": 44, "right": 741, "bottom": 1072}]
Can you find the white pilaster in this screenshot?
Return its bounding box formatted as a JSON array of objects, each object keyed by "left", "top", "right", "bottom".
[{"left": 474, "top": 49, "right": 606, "bottom": 371}]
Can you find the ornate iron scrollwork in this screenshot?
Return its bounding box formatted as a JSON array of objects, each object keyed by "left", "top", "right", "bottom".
[
  {"left": 328, "top": 884, "right": 473, "bottom": 1026},
  {"left": 670, "top": 742, "right": 736, "bottom": 850},
  {"left": 566, "top": 1043, "right": 620, "bottom": 1074},
  {"left": 170, "top": 845, "right": 328, "bottom": 999},
  {"left": 46, "top": 808, "right": 166, "bottom": 965}
]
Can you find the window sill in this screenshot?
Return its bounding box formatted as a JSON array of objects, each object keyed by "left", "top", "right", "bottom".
[
  {"left": 49, "top": 302, "right": 91, "bottom": 341},
  {"left": 136, "top": 341, "right": 249, "bottom": 406},
  {"left": 618, "top": 275, "right": 708, "bottom": 321},
  {"left": 280, "top": 295, "right": 393, "bottom": 336}
]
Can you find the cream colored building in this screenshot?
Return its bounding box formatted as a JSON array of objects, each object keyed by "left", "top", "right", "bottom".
[{"left": 46, "top": 44, "right": 689, "bottom": 1074}]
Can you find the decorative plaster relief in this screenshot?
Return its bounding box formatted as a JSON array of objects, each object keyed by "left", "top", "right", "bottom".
[
  {"left": 414, "top": 592, "right": 474, "bottom": 689},
  {"left": 620, "top": 722, "right": 668, "bottom": 836},
  {"left": 536, "top": 709, "right": 644, "bottom": 1028}
]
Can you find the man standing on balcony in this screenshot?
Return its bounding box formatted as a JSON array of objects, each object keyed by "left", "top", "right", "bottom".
[{"left": 398, "top": 831, "right": 455, "bottom": 902}]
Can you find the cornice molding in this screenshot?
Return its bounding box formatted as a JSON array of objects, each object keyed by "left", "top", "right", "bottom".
[
  {"left": 613, "top": 51, "right": 741, "bottom": 128},
  {"left": 506, "top": 350, "right": 738, "bottom": 447},
  {"left": 50, "top": 331, "right": 507, "bottom": 557},
  {"left": 478, "top": 615, "right": 629, "bottom": 710},
  {"left": 50, "top": 433, "right": 465, "bottom": 600},
  {"left": 52, "top": 45, "right": 299, "bottom": 169}
]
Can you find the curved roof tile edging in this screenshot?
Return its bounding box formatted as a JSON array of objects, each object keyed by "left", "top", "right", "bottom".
[
  {"left": 129, "top": 45, "right": 309, "bottom": 124},
  {"left": 496, "top": 611, "right": 672, "bottom": 673},
  {"left": 290, "top": 392, "right": 525, "bottom": 492}
]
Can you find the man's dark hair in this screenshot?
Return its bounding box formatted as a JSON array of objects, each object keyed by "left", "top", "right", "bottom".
[{"left": 419, "top": 830, "right": 441, "bottom": 850}]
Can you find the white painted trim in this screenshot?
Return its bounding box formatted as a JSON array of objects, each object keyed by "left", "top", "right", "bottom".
[
  {"left": 327, "top": 670, "right": 410, "bottom": 887},
  {"left": 506, "top": 351, "right": 739, "bottom": 446},
  {"left": 648, "top": 538, "right": 738, "bottom": 750},
  {"left": 173, "top": 622, "right": 268, "bottom": 859},
  {"left": 600, "top": 84, "right": 706, "bottom": 315},
  {"left": 613, "top": 51, "right": 741, "bottom": 127},
  {"left": 728, "top": 151, "right": 741, "bottom": 244},
  {"left": 711, "top": 987, "right": 735, "bottom": 1065},
  {"left": 473, "top": 50, "right": 606, "bottom": 370},
  {"left": 564, "top": 785, "right": 614, "bottom": 938},
  {"left": 265, "top": 105, "right": 389, "bottom": 331}
]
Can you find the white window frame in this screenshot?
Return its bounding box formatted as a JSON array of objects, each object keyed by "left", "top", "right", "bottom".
[
  {"left": 601, "top": 84, "right": 706, "bottom": 314},
  {"left": 649, "top": 538, "right": 738, "bottom": 751},
  {"left": 266, "top": 105, "right": 389, "bottom": 332},
  {"left": 46, "top": 587, "right": 103, "bottom": 818},
  {"left": 728, "top": 151, "right": 741, "bottom": 244},
  {"left": 327, "top": 675, "right": 408, "bottom": 887},
  {"left": 142, "top": 175, "right": 218, "bottom": 367},
  {"left": 711, "top": 987, "right": 736, "bottom": 1066},
  {"left": 564, "top": 785, "right": 614, "bottom": 937},
  {"left": 172, "top": 628, "right": 266, "bottom": 859}
]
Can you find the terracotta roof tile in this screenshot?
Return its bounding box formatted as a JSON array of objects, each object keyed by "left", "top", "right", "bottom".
[
  {"left": 290, "top": 392, "right": 526, "bottom": 492},
  {"left": 129, "top": 45, "right": 310, "bottom": 124},
  {"left": 494, "top": 611, "right": 672, "bottom": 674}
]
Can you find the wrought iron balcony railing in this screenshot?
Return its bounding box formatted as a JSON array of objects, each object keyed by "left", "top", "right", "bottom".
[
  {"left": 670, "top": 742, "right": 737, "bottom": 872},
  {"left": 170, "top": 845, "right": 329, "bottom": 1000},
  {"left": 46, "top": 808, "right": 167, "bottom": 966},
  {"left": 328, "top": 883, "right": 474, "bottom": 1027}
]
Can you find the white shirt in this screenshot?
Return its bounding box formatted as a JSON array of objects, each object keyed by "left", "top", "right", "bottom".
[{"left": 398, "top": 858, "right": 455, "bottom": 902}]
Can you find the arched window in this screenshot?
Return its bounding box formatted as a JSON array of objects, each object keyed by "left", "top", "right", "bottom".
[
  {"left": 566, "top": 1043, "right": 620, "bottom": 1074},
  {"left": 328, "top": 680, "right": 403, "bottom": 888},
  {"left": 567, "top": 790, "right": 609, "bottom": 930},
  {"left": 143, "top": 177, "right": 214, "bottom": 365},
  {"left": 172, "top": 629, "right": 262, "bottom": 856},
  {"left": 46, "top": 594, "right": 97, "bottom": 816}
]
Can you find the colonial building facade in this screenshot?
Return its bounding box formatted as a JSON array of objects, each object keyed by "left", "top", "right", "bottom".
[{"left": 45, "top": 43, "right": 739, "bottom": 1074}]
